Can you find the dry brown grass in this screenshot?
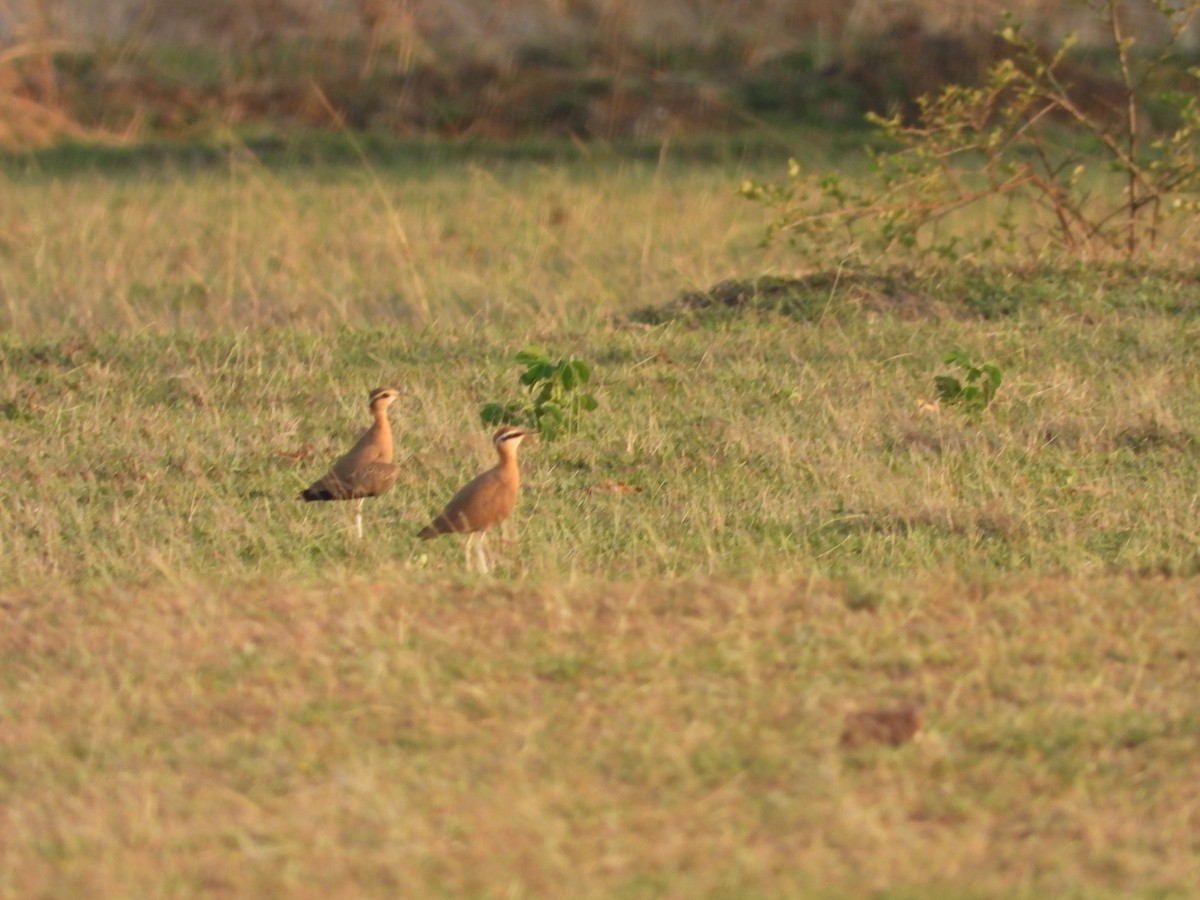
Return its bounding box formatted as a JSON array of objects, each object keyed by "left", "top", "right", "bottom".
[
  {"left": 0, "top": 38, "right": 119, "bottom": 150},
  {"left": 0, "top": 154, "right": 797, "bottom": 335},
  {"left": 1, "top": 572, "right": 1197, "bottom": 896}
]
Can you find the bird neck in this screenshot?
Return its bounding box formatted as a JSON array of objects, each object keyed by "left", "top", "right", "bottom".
[
  {"left": 370, "top": 404, "right": 394, "bottom": 453},
  {"left": 495, "top": 445, "right": 520, "bottom": 479}
]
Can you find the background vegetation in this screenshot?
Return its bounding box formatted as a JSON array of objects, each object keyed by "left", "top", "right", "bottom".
[
  {"left": 4, "top": 0, "right": 1196, "bottom": 147},
  {"left": 2, "top": 1, "right": 1200, "bottom": 897}
]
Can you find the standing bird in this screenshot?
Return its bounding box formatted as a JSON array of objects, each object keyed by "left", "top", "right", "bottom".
[
  {"left": 300, "top": 386, "right": 402, "bottom": 539},
  {"left": 418, "top": 426, "right": 535, "bottom": 573}
]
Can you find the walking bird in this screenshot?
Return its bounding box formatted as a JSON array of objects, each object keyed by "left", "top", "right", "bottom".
[
  {"left": 418, "top": 425, "right": 535, "bottom": 573},
  {"left": 300, "top": 386, "right": 402, "bottom": 538}
]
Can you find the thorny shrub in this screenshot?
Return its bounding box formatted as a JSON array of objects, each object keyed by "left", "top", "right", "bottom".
[{"left": 741, "top": 0, "right": 1200, "bottom": 268}]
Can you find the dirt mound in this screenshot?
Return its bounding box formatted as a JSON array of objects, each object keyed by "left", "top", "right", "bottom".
[{"left": 631, "top": 272, "right": 966, "bottom": 325}]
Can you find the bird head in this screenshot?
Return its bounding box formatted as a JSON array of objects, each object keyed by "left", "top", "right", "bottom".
[
  {"left": 493, "top": 425, "right": 535, "bottom": 454},
  {"left": 368, "top": 386, "right": 403, "bottom": 410}
]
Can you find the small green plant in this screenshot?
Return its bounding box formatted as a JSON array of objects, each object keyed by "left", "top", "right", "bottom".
[
  {"left": 480, "top": 347, "right": 598, "bottom": 441},
  {"left": 934, "top": 350, "right": 1002, "bottom": 415}
]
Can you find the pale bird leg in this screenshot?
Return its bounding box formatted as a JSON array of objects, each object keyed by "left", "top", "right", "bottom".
[
  {"left": 475, "top": 532, "right": 490, "bottom": 574},
  {"left": 355, "top": 498, "right": 365, "bottom": 540}
]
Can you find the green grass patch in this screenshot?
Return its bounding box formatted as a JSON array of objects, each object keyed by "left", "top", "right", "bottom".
[
  {"left": 1, "top": 145, "right": 1199, "bottom": 896},
  {"left": 3, "top": 276, "right": 1200, "bottom": 585}
]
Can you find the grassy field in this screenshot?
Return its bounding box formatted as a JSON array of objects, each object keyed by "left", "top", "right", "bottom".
[{"left": 2, "top": 137, "right": 1199, "bottom": 896}]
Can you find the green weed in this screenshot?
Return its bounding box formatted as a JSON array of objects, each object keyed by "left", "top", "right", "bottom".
[
  {"left": 934, "top": 350, "right": 1003, "bottom": 416},
  {"left": 480, "top": 347, "right": 599, "bottom": 441}
]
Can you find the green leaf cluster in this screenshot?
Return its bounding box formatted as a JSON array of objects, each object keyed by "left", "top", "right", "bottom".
[
  {"left": 480, "top": 348, "right": 599, "bottom": 441},
  {"left": 934, "top": 350, "right": 1002, "bottom": 416}
]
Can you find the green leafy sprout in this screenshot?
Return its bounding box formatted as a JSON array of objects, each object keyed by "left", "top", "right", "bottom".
[
  {"left": 934, "top": 350, "right": 1002, "bottom": 415},
  {"left": 480, "top": 347, "right": 599, "bottom": 441}
]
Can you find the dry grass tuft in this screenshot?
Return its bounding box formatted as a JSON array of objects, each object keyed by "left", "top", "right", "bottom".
[{"left": 839, "top": 704, "right": 923, "bottom": 749}]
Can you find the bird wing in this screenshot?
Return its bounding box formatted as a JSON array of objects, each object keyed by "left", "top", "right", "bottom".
[
  {"left": 329, "top": 425, "right": 390, "bottom": 482},
  {"left": 345, "top": 461, "right": 400, "bottom": 499},
  {"left": 301, "top": 423, "right": 394, "bottom": 502},
  {"left": 421, "top": 468, "right": 515, "bottom": 535},
  {"left": 302, "top": 460, "right": 398, "bottom": 501}
]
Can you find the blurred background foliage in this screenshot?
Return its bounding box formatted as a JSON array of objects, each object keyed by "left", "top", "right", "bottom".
[{"left": 2, "top": 0, "right": 1199, "bottom": 150}]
